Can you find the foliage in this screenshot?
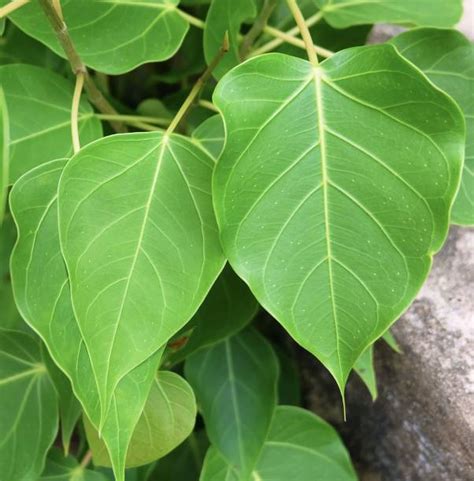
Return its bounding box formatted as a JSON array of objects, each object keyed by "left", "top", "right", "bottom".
[{"left": 0, "top": 0, "right": 470, "bottom": 480}]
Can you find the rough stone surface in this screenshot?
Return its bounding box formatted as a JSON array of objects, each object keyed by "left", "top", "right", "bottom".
[{"left": 299, "top": 226, "right": 474, "bottom": 481}]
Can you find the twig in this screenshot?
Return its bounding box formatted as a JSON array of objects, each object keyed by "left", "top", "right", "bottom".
[
  {"left": 0, "top": 0, "right": 29, "bottom": 18},
  {"left": 239, "top": 0, "right": 277, "bottom": 59},
  {"left": 285, "top": 0, "right": 318, "bottom": 65},
  {"left": 166, "top": 33, "right": 229, "bottom": 136},
  {"left": 37, "top": 0, "right": 127, "bottom": 133},
  {"left": 198, "top": 99, "right": 219, "bottom": 113},
  {"left": 71, "top": 72, "right": 84, "bottom": 153}
]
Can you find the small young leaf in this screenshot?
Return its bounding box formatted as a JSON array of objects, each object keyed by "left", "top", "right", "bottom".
[
  {"left": 166, "top": 264, "right": 259, "bottom": 365},
  {"left": 200, "top": 406, "right": 357, "bottom": 481},
  {"left": 314, "top": 0, "right": 463, "bottom": 28},
  {"left": 58, "top": 132, "right": 225, "bottom": 437},
  {"left": 204, "top": 0, "right": 258, "bottom": 79},
  {"left": 10, "top": 159, "right": 162, "bottom": 481},
  {"left": 383, "top": 329, "right": 401, "bottom": 353},
  {"left": 213, "top": 46, "right": 464, "bottom": 393},
  {"left": 3, "top": 0, "right": 190, "bottom": 74},
  {"left": 0, "top": 64, "right": 101, "bottom": 182},
  {"left": 391, "top": 28, "right": 474, "bottom": 226},
  {"left": 354, "top": 344, "right": 377, "bottom": 400},
  {"left": 0, "top": 329, "right": 58, "bottom": 481},
  {"left": 40, "top": 448, "right": 109, "bottom": 481},
  {"left": 85, "top": 371, "right": 197, "bottom": 468},
  {"left": 192, "top": 114, "right": 225, "bottom": 161},
  {"left": 185, "top": 328, "right": 279, "bottom": 476}
]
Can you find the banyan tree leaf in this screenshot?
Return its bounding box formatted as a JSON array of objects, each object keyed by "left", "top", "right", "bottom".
[
  {"left": 192, "top": 114, "right": 225, "bottom": 161},
  {"left": 204, "top": 0, "right": 258, "bottom": 79},
  {"left": 2, "top": 0, "right": 191, "bottom": 75},
  {"left": 39, "top": 448, "right": 109, "bottom": 481},
  {"left": 391, "top": 28, "right": 474, "bottom": 226},
  {"left": 213, "top": 46, "right": 464, "bottom": 393},
  {"left": 10, "top": 159, "right": 163, "bottom": 481},
  {"left": 200, "top": 406, "right": 357, "bottom": 481},
  {"left": 314, "top": 0, "right": 463, "bottom": 29},
  {"left": 0, "top": 87, "right": 8, "bottom": 224},
  {"left": 353, "top": 344, "right": 377, "bottom": 400},
  {"left": 0, "top": 64, "right": 102, "bottom": 183},
  {"left": 0, "top": 329, "right": 58, "bottom": 481},
  {"left": 383, "top": 330, "right": 400, "bottom": 353},
  {"left": 275, "top": 346, "right": 301, "bottom": 406},
  {"left": 85, "top": 371, "right": 197, "bottom": 468},
  {"left": 57, "top": 132, "right": 224, "bottom": 436},
  {"left": 184, "top": 328, "right": 279, "bottom": 476},
  {"left": 166, "top": 264, "right": 259, "bottom": 365}
]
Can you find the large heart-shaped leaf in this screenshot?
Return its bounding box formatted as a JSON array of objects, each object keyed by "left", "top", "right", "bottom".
[
  {"left": 10, "top": 159, "right": 162, "bottom": 481},
  {"left": 0, "top": 86, "right": 8, "bottom": 224},
  {"left": 2, "top": 0, "right": 190, "bottom": 74},
  {"left": 200, "top": 406, "right": 357, "bottom": 481},
  {"left": 204, "top": 0, "right": 257, "bottom": 79},
  {"left": 0, "top": 329, "right": 58, "bottom": 481},
  {"left": 391, "top": 28, "right": 474, "bottom": 226},
  {"left": 58, "top": 132, "right": 224, "bottom": 429},
  {"left": 85, "top": 371, "right": 196, "bottom": 468},
  {"left": 0, "top": 64, "right": 101, "bottom": 183},
  {"left": 314, "top": 0, "right": 462, "bottom": 28},
  {"left": 185, "top": 328, "right": 279, "bottom": 476},
  {"left": 213, "top": 46, "right": 464, "bottom": 392}
]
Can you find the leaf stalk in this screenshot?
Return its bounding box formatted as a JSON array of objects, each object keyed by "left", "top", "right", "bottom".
[
  {"left": 71, "top": 72, "right": 84, "bottom": 153},
  {"left": 0, "top": 0, "right": 29, "bottom": 18}
]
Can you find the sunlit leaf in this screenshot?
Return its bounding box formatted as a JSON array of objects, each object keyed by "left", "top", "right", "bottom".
[
  {"left": 391, "top": 28, "right": 474, "bottom": 225},
  {"left": 10, "top": 159, "right": 163, "bottom": 481},
  {"left": 185, "top": 328, "right": 279, "bottom": 476},
  {"left": 0, "top": 329, "right": 58, "bottom": 481},
  {"left": 314, "top": 0, "right": 462, "bottom": 28},
  {"left": 2, "top": 0, "right": 190, "bottom": 74},
  {"left": 200, "top": 406, "right": 357, "bottom": 481},
  {"left": 0, "top": 86, "right": 8, "bottom": 224},
  {"left": 85, "top": 371, "right": 196, "bottom": 468},
  {"left": 0, "top": 64, "right": 101, "bottom": 183},
  {"left": 213, "top": 46, "right": 464, "bottom": 392}
]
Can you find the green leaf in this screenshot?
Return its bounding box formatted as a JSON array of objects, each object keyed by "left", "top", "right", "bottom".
[
  {"left": 204, "top": 0, "right": 258, "bottom": 79},
  {"left": 10, "top": 159, "right": 163, "bottom": 481},
  {"left": 0, "top": 86, "right": 8, "bottom": 224},
  {"left": 85, "top": 371, "right": 197, "bottom": 468},
  {"left": 40, "top": 448, "right": 109, "bottom": 481},
  {"left": 166, "top": 264, "right": 259, "bottom": 365},
  {"left": 185, "top": 328, "right": 279, "bottom": 476},
  {"left": 192, "top": 114, "right": 225, "bottom": 161},
  {"left": 314, "top": 0, "right": 463, "bottom": 28},
  {"left": 57, "top": 132, "right": 224, "bottom": 435},
  {"left": 44, "top": 354, "right": 82, "bottom": 455},
  {"left": 0, "top": 329, "right": 58, "bottom": 481},
  {"left": 3, "top": 0, "right": 190, "bottom": 74},
  {"left": 354, "top": 344, "right": 377, "bottom": 400},
  {"left": 0, "top": 64, "right": 101, "bottom": 183},
  {"left": 200, "top": 406, "right": 357, "bottom": 481},
  {"left": 391, "top": 28, "right": 474, "bottom": 226},
  {"left": 382, "top": 330, "right": 400, "bottom": 353},
  {"left": 212, "top": 46, "right": 464, "bottom": 392},
  {"left": 275, "top": 347, "right": 301, "bottom": 406}
]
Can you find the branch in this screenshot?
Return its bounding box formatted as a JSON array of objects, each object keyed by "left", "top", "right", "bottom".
[
  {"left": 37, "top": 0, "right": 127, "bottom": 133},
  {"left": 0, "top": 0, "right": 29, "bottom": 19}
]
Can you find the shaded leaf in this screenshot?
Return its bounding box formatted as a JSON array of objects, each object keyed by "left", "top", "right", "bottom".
[
  {"left": 0, "top": 329, "right": 58, "bottom": 481},
  {"left": 85, "top": 371, "right": 197, "bottom": 468},
  {"left": 3, "top": 0, "right": 190, "bottom": 74},
  {"left": 354, "top": 344, "right": 377, "bottom": 400},
  {"left": 383, "top": 330, "right": 401, "bottom": 353},
  {"left": 391, "top": 28, "right": 474, "bottom": 225},
  {"left": 0, "top": 64, "right": 101, "bottom": 183},
  {"left": 314, "top": 0, "right": 462, "bottom": 28},
  {"left": 0, "top": 86, "right": 8, "bottom": 224},
  {"left": 10, "top": 159, "right": 162, "bottom": 481},
  {"left": 185, "top": 328, "right": 279, "bottom": 476},
  {"left": 200, "top": 406, "right": 357, "bottom": 481},
  {"left": 275, "top": 347, "right": 301, "bottom": 406},
  {"left": 212, "top": 46, "right": 464, "bottom": 392},
  {"left": 204, "top": 0, "right": 258, "bottom": 79},
  {"left": 191, "top": 114, "right": 225, "bottom": 160}
]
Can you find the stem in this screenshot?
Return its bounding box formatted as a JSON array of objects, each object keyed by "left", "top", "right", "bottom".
[
  {"left": 262, "top": 25, "right": 334, "bottom": 58},
  {"left": 252, "top": 10, "right": 323, "bottom": 56},
  {"left": 176, "top": 8, "right": 205, "bottom": 29},
  {"left": 285, "top": 0, "right": 318, "bottom": 65},
  {"left": 71, "top": 72, "right": 84, "bottom": 154},
  {"left": 0, "top": 0, "right": 29, "bottom": 18},
  {"left": 95, "top": 114, "right": 170, "bottom": 127},
  {"left": 166, "top": 33, "right": 229, "bottom": 136},
  {"left": 239, "top": 0, "right": 277, "bottom": 59},
  {"left": 37, "top": 0, "right": 127, "bottom": 133},
  {"left": 79, "top": 450, "right": 93, "bottom": 470},
  {"left": 198, "top": 99, "right": 219, "bottom": 113}
]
